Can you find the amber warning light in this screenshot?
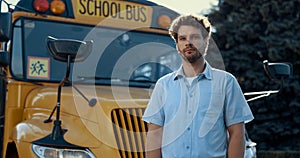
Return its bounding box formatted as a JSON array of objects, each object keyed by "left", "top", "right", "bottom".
[
  {"left": 158, "top": 15, "right": 171, "bottom": 29},
  {"left": 33, "top": 0, "right": 66, "bottom": 15}
]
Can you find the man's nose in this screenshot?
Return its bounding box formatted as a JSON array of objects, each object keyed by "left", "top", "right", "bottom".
[{"left": 185, "top": 42, "right": 193, "bottom": 47}]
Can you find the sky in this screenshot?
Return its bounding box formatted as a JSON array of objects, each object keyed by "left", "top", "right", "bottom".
[{"left": 1, "top": 0, "right": 218, "bottom": 14}]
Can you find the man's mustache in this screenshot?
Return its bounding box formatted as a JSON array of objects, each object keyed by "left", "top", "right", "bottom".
[{"left": 183, "top": 44, "right": 197, "bottom": 52}]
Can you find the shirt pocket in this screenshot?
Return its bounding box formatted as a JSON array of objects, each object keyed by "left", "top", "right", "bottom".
[{"left": 199, "top": 93, "right": 224, "bottom": 137}]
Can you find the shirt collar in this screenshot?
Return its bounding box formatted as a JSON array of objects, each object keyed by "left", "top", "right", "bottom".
[{"left": 173, "top": 62, "right": 212, "bottom": 80}]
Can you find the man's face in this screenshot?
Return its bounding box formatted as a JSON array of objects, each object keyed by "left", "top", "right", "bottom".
[{"left": 176, "top": 25, "right": 206, "bottom": 63}]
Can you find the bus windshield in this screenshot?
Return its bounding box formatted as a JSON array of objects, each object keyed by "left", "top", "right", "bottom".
[{"left": 11, "top": 18, "right": 181, "bottom": 87}]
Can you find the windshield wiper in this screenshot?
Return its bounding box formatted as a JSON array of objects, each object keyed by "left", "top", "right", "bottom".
[
  {"left": 75, "top": 76, "right": 156, "bottom": 84},
  {"left": 76, "top": 76, "right": 113, "bottom": 81},
  {"left": 128, "top": 79, "right": 156, "bottom": 84}
]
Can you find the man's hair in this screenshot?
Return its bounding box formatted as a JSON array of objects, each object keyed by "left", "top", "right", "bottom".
[{"left": 169, "top": 14, "right": 212, "bottom": 43}]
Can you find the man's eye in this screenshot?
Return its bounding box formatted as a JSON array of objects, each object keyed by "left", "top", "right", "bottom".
[
  {"left": 192, "top": 35, "right": 201, "bottom": 39},
  {"left": 179, "top": 37, "right": 186, "bottom": 41}
]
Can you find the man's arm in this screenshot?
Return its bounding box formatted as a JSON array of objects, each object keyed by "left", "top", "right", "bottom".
[
  {"left": 145, "top": 123, "right": 163, "bottom": 158},
  {"left": 227, "top": 122, "right": 246, "bottom": 158}
]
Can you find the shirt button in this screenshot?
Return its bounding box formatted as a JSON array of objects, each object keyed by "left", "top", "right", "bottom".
[
  {"left": 186, "top": 146, "right": 190, "bottom": 149},
  {"left": 189, "top": 94, "right": 193, "bottom": 97},
  {"left": 188, "top": 110, "right": 192, "bottom": 114},
  {"left": 187, "top": 127, "right": 191, "bottom": 131}
]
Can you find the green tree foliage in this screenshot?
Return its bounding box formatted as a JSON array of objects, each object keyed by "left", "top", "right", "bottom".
[{"left": 208, "top": 0, "right": 300, "bottom": 150}]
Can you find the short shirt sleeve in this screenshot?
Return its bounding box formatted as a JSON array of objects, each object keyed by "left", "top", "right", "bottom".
[
  {"left": 142, "top": 82, "right": 165, "bottom": 126},
  {"left": 224, "top": 75, "right": 254, "bottom": 127}
]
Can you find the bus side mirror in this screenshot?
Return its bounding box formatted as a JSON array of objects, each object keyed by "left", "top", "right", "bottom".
[
  {"left": 0, "top": 12, "right": 12, "bottom": 42},
  {"left": 244, "top": 60, "right": 293, "bottom": 102},
  {"left": 46, "top": 36, "right": 93, "bottom": 63},
  {"left": 263, "top": 60, "right": 293, "bottom": 82},
  {"left": 0, "top": 51, "right": 10, "bottom": 67},
  {"left": 36, "top": 37, "right": 94, "bottom": 148}
]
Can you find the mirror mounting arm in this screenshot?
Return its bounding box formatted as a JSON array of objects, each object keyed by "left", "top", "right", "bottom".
[
  {"left": 33, "top": 54, "right": 82, "bottom": 148},
  {"left": 65, "top": 55, "right": 71, "bottom": 79},
  {"left": 51, "top": 55, "right": 71, "bottom": 141},
  {"left": 44, "top": 55, "right": 71, "bottom": 123}
]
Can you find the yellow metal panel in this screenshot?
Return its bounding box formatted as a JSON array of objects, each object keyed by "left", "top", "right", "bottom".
[{"left": 72, "top": 0, "right": 153, "bottom": 28}]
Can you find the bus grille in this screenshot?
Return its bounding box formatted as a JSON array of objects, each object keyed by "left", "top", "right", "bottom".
[{"left": 111, "top": 108, "right": 148, "bottom": 158}]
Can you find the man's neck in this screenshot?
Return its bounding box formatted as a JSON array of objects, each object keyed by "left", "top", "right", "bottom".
[{"left": 182, "top": 59, "right": 206, "bottom": 77}]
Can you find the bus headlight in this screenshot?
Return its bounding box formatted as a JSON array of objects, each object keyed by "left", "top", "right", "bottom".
[{"left": 32, "top": 144, "right": 95, "bottom": 158}]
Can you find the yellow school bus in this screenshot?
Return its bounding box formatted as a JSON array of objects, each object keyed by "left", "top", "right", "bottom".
[{"left": 0, "top": 0, "right": 181, "bottom": 157}]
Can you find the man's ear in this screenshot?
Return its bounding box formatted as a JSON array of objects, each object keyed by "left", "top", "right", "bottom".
[{"left": 203, "top": 37, "right": 210, "bottom": 55}]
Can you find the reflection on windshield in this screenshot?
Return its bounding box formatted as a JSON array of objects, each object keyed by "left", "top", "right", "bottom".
[{"left": 12, "top": 18, "right": 181, "bottom": 87}]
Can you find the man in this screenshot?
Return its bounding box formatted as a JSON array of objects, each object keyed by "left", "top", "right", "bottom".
[{"left": 142, "top": 14, "right": 254, "bottom": 158}]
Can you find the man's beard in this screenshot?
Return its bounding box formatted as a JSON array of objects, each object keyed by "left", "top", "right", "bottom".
[{"left": 180, "top": 47, "right": 203, "bottom": 63}]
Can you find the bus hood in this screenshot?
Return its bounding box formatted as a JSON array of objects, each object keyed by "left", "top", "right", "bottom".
[
  {"left": 17, "top": 85, "right": 151, "bottom": 148},
  {"left": 25, "top": 85, "right": 151, "bottom": 117}
]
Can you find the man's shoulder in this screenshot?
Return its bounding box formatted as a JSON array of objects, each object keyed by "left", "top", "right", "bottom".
[
  {"left": 210, "top": 68, "right": 239, "bottom": 88},
  {"left": 157, "top": 71, "right": 177, "bottom": 84},
  {"left": 211, "top": 67, "right": 235, "bottom": 79}
]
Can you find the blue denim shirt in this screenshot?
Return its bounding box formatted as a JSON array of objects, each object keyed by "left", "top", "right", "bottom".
[{"left": 142, "top": 63, "right": 254, "bottom": 158}]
